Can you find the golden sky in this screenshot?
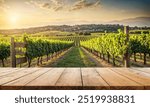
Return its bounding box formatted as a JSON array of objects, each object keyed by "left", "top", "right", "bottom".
[{"left": 0, "top": 0, "right": 149, "bottom": 29}]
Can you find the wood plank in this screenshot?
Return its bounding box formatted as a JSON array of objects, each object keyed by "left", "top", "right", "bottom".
[
  {"left": 16, "top": 57, "right": 27, "bottom": 65},
  {"left": 15, "top": 49, "right": 25, "bottom": 56},
  {"left": 0, "top": 68, "right": 18, "bottom": 74},
  {"left": 11, "top": 37, "right": 16, "bottom": 67},
  {"left": 81, "top": 68, "right": 109, "bottom": 90},
  {"left": 95, "top": 68, "right": 144, "bottom": 90},
  {"left": 110, "top": 68, "right": 150, "bottom": 90},
  {"left": 0, "top": 68, "right": 26, "bottom": 77},
  {"left": 128, "top": 68, "right": 150, "bottom": 78},
  {"left": 15, "top": 42, "right": 26, "bottom": 48},
  {"left": 0, "top": 68, "right": 150, "bottom": 90},
  {"left": 0, "top": 68, "right": 14, "bottom": 75},
  {"left": 25, "top": 68, "right": 65, "bottom": 90},
  {"left": 0, "top": 68, "right": 39, "bottom": 86},
  {"left": 131, "top": 68, "right": 150, "bottom": 74},
  {"left": 1, "top": 68, "right": 52, "bottom": 90},
  {"left": 55, "top": 68, "right": 82, "bottom": 89}
]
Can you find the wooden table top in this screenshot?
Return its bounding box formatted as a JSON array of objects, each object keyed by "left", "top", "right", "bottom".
[{"left": 0, "top": 68, "right": 150, "bottom": 90}]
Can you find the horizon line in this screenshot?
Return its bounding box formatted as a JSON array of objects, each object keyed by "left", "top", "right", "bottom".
[{"left": 0, "top": 23, "right": 150, "bottom": 31}]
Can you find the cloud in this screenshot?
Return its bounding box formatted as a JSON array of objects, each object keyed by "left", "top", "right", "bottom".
[
  {"left": 0, "top": 0, "right": 9, "bottom": 12},
  {"left": 42, "top": 3, "right": 51, "bottom": 9},
  {"left": 0, "top": 0, "right": 5, "bottom": 3},
  {"left": 27, "top": 0, "right": 101, "bottom": 12},
  {"left": 0, "top": 0, "right": 5, "bottom": 6},
  {"left": 70, "top": 0, "right": 101, "bottom": 11},
  {"left": 43, "top": 0, "right": 64, "bottom": 11},
  {"left": 27, "top": 0, "right": 64, "bottom": 11},
  {"left": 27, "top": 0, "right": 45, "bottom": 9}
]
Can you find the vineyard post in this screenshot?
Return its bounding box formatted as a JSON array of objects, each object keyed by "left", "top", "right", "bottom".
[
  {"left": 74, "top": 37, "right": 76, "bottom": 46},
  {"left": 10, "top": 37, "right": 16, "bottom": 67},
  {"left": 23, "top": 37, "right": 27, "bottom": 67},
  {"left": 78, "top": 37, "right": 81, "bottom": 46},
  {"left": 124, "top": 26, "right": 130, "bottom": 67}
]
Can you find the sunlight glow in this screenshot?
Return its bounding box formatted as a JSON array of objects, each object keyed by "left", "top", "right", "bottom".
[
  {"left": 10, "top": 14, "right": 19, "bottom": 24},
  {"left": 0, "top": 0, "right": 148, "bottom": 29}
]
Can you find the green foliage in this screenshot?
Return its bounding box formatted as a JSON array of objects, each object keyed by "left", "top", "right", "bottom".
[
  {"left": 26, "top": 38, "right": 74, "bottom": 61},
  {"left": 130, "top": 33, "right": 150, "bottom": 54},
  {"left": 81, "top": 31, "right": 150, "bottom": 65},
  {"left": 81, "top": 31, "right": 127, "bottom": 58},
  {"left": 0, "top": 41, "right": 10, "bottom": 61}
]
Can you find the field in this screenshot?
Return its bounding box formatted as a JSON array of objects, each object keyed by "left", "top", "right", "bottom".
[{"left": 0, "top": 29, "right": 150, "bottom": 68}]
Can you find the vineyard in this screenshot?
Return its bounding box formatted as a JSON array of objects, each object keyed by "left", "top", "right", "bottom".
[
  {"left": 81, "top": 30, "right": 150, "bottom": 67},
  {"left": 0, "top": 27, "right": 150, "bottom": 67}
]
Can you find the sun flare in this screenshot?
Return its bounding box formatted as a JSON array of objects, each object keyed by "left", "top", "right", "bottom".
[{"left": 10, "top": 14, "right": 19, "bottom": 24}]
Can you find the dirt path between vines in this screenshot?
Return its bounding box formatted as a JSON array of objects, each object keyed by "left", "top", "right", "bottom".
[
  {"left": 41, "top": 47, "right": 73, "bottom": 67},
  {"left": 42, "top": 47, "right": 105, "bottom": 67}
]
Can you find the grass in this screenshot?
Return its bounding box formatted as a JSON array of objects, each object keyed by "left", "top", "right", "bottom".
[{"left": 51, "top": 47, "right": 96, "bottom": 67}]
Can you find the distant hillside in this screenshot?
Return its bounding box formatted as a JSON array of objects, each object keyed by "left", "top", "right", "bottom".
[
  {"left": 0, "top": 24, "right": 124, "bottom": 35},
  {"left": 0, "top": 23, "right": 149, "bottom": 35},
  {"left": 109, "top": 17, "right": 150, "bottom": 27}
]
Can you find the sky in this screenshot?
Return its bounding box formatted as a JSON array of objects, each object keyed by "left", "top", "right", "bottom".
[{"left": 0, "top": 0, "right": 150, "bottom": 29}]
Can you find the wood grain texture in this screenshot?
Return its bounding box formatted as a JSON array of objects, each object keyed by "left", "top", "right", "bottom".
[
  {"left": 0, "top": 68, "right": 18, "bottom": 74},
  {"left": 131, "top": 68, "right": 150, "bottom": 74},
  {"left": 81, "top": 68, "right": 109, "bottom": 90},
  {"left": 55, "top": 68, "right": 82, "bottom": 89},
  {"left": 25, "top": 68, "right": 65, "bottom": 89},
  {"left": 95, "top": 68, "right": 144, "bottom": 90},
  {"left": 1, "top": 68, "right": 51, "bottom": 90},
  {"left": 0, "top": 68, "right": 150, "bottom": 90},
  {"left": 128, "top": 68, "right": 150, "bottom": 78},
  {"left": 111, "top": 68, "right": 150, "bottom": 90},
  {"left": 0, "top": 68, "right": 25, "bottom": 77},
  {"left": 0, "top": 68, "right": 39, "bottom": 86},
  {"left": 0, "top": 68, "right": 16, "bottom": 72}
]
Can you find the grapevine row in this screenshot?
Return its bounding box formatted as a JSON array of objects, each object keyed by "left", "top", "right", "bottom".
[
  {"left": 0, "top": 40, "right": 10, "bottom": 67},
  {"left": 0, "top": 37, "right": 73, "bottom": 67},
  {"left": 80, "top": 30, "right": 150, "bottom": 66},
  {"left": 26, "top": 38, "right": 73, "bottom": 67},
  {"left": 130, "top": 32, "right": 150, "bottom": 64}
]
